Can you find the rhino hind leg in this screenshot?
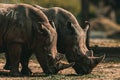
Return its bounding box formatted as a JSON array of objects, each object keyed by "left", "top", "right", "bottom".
[
  {"left": 4, "top": 52, "right": 12, "bottom": 70},
  {"left": 4, "top": 46, "right": 32, "bottom": 76},
  {"left": 7, "top": 43, "right": 22, "bottom": 76}
]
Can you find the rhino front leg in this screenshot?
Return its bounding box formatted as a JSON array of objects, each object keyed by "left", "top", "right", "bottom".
[
  {"left": 20, "top": 49, "right": 32, "bottom": 76},
  {"left": 7, "top": 43, "right": 22, "bottom": 76},
  {"left": 35, "top": 50, "right": 51, "bottom": 74}
]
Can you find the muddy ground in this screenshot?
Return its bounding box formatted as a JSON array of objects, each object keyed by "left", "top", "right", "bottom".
[{"left": 0, "top": 39, "right": 120, "bottom": 80}]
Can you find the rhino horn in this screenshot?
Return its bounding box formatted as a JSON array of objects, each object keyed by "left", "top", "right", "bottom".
[
  {"left": 57, "top": 62, "right": 75, "bottom": 70},
  {"left": 89, "top": 54, "right": 105, "bottom": 65},
  {"left": 84, "top": 21, "right": 90, "bottom": 32},
  {"left": 89, "top": 54, "right": 105, "bottom": 59},
  {"left": 54, "top": 53, "right": 65, "bottom": 62},
  {"left": 87, "top": 50, "right": 94, "bottom": 57}
]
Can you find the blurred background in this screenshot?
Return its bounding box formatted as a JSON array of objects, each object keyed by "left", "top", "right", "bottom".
[
  {"left": 0, "top": 1, "right": 120, "bottom": 78},
  {"left": 0, "top": 0, "right": 120, "bottom": 48}
]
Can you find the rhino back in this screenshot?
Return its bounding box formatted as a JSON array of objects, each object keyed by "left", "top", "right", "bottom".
[
  {"left": 42, "top": 7, "right": 81, "bottom": 29},
  {"left": 0, "top": 4, "right": 49, "bottom": 45}
]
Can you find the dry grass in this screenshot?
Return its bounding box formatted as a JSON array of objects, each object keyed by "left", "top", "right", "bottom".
[
  {"left": 0, "top": 58, "right": 120, "bottom": 80},
  {"left": 0, "top": 39, "right": 120, "bottom": 80}
]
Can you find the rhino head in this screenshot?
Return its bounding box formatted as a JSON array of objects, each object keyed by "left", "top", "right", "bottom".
[
  {"left": 62, "top": 21, "right": 105, "bottom": 75},
  {"left": 36, "top": 21, "right": 74, "bottom": 74},
  {"left": 72, "top": 54, "right": 105, "bottom": 75}
]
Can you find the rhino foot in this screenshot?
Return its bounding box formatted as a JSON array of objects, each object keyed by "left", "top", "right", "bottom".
[
  {"left": 4, "top": 64, "right": 11, "bottom": 70},
  {"left": 21, "top": 68, "right": 32, "bottom": 76},
  {"left": 4, "top": 66, "right": 11, "bottom": 70},
  {"left": 9, "top": 71, "right": 22, "bottom": 77}
]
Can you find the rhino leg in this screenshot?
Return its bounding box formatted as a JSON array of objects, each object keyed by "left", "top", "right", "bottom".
[
  {"left": 20, "top": 49, "right": 32, "bottom": 76},
  {"left": 4, "top": 52, "right": 11, "bottom": 70},
  {"left": 7, "top": 43, "right": 22, "bottom": 76},
  {"left": 4, "top": 47, "right": 32, "bottom": 75},
  {"left": 35, "top": 50, "right": 51, "bottom": 74}
]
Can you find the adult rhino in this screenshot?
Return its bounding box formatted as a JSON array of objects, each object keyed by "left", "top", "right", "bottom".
[
  {"left": 32, "top": 5, "right": 105, "bottom": 75},
  {"left": 0, "top": 3, "right": 74, "bottom": 76}
]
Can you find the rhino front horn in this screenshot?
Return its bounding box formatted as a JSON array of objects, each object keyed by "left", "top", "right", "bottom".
[
  {"left": 95, "top": 54, "right": 105, "bottom": 64},
  {"left": 91, "top": 54, "right": 105, "bottom": 60},
  {"left": 57, "top": 62, "right": 75, "bottom": 70},
  {"left": 87, "top": 50, "right": 94, "bottom": 57},
  {"left": 90, "top": 54, "right": 105, "bottom": 66}
]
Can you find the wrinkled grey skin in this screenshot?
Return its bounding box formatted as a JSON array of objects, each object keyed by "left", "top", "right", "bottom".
[
  {"left": 33, "top": 5, "right": 105, "bottom": 75},
  {"left": 0, "top": 3, "right": 74, "bottom": 76}
]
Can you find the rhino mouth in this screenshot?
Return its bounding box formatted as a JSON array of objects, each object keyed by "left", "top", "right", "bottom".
[{"left": 73, "top": 63, "right": 92, "bottom": 75}]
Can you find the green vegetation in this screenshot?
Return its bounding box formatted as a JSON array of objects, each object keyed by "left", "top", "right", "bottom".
[
  {"left": 0, "top": 0, "right": 120, "bottom": 24},
  {"left": 0, "top": 0, "right": 81, "bottom": 17}
]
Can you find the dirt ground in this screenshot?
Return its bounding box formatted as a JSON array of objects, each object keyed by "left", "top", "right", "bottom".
[{"left": 0, "top": 39, "right": 120, "bottom": 80}]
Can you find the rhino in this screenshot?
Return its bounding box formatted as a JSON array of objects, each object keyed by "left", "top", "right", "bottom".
[
  {"left": 3, "top": 4, "right": 105, "bottom": 75},
  {"left": 32, "top": 5, "right": 105, "bottom": 75},
  {"left": 0, "top": 3, "right": 74, "bottom": 76}
]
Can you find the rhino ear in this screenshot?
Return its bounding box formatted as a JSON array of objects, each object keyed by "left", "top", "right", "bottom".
[
  {"left": 49, "top": 20, "right": 56, "bottom": 29},
  {"left": 67, "top": 21, "right": 74, "bottom": 29},
  {"left": 67, "top": 21, "right": 76, "bottom": 33},
  {"left": 67, "top": 21, "right": 71, "bottom": 27},
  {"left": 84, "top": 21, "right": 90, "bottom": 32}
]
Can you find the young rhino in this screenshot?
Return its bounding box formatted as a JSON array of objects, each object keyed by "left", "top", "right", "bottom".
[
  {"left": 0, "top": 3, "right": 74, "bottom": 76},
  {"left": 33, "top": 5, "right": 105, "bottom": 75}
]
